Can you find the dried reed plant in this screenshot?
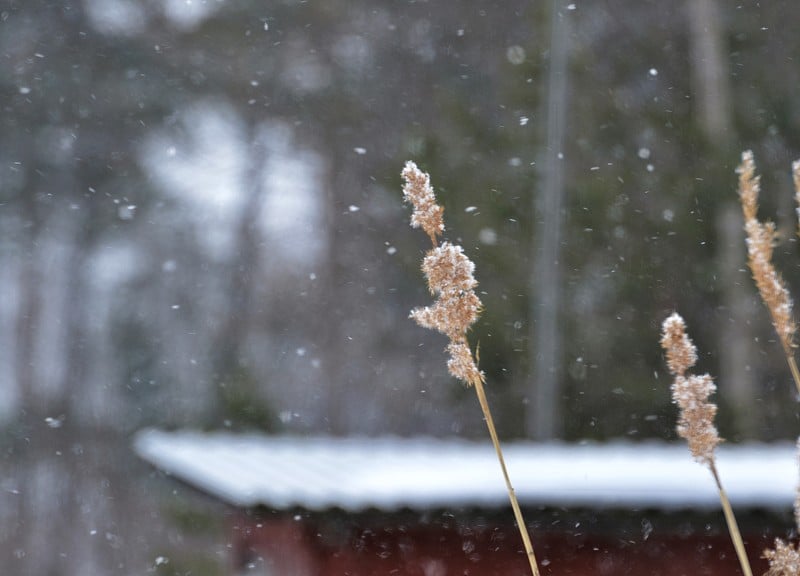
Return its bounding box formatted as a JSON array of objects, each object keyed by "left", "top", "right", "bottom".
[
  {"left": 763, "top": 439, "right": 800, "bottom": 576},
  {"left": 737, "top": 151, "right": 800, "bottom": 395},
  {"left": 660, "top": 313, "right": 753, "bottom": 576},
  {"left": 401, "top": 161, "right": 541, "bottom": 576},
  {"left": 738, "top": 151, "right": 800, "bottom": 575},
  {"left": 763, "top": 537, "right": 800, "bottom": 576}
]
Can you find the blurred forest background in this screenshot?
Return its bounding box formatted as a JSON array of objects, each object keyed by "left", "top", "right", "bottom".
[{"left": 3, "top": 0, "right": 800, "bottom": 573}]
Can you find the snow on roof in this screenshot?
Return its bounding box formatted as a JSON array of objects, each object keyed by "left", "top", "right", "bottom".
[{"left": 133, "top": 429, "right": 797, "bottom": 512}]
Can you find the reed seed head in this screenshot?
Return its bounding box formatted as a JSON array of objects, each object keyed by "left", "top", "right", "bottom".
[
  {"left": 660, "top": 313, "right": 721, "bottom": 466},
  {"left": 738, "top": 150, "right": 760, "bottom": 223},
  {"left": 421, "top": 242, "right": 478, "bottom": 295},
  {"left": 402, "top": 161, "right": 445, "bottom": 245},
  {"left": 671, "top": 373, "right": 720, "bottom": 466},
  {"left": 446, "top": 340, "right": 484, "bottom": 386},
  {"left": 410, "top": 291, "right": 482, "bottom": 342},
  {"left": 403, "top": 161, "right": 484, "bottom": 387},
  {"left": 737, "top": 150, "right": 796, "bottom": 353},
  {"left": 763, "top": 539, "right": 800, "bottom": 576},
  {"left": 411, "top": 242, "right": 482, "bottom": 339},
  {"left": 660, "top": 313, "right": 698, "bottom": 377}
]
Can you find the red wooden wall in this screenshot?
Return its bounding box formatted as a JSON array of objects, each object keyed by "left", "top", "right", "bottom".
[{"left": 229, "top": 509, "right": 780, "bottom": 575}]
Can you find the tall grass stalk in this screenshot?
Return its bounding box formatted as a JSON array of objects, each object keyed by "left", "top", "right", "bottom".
[
  {"left": 738, "top": 150, "right": 800, "bottom": 397},
  {"left": 709, "top": 461, "right": 753, "bottom": 576},
  {"left": 401, "top": 161, "right": 541, "bottom": 576},
  {"left": 737, "top": 151, "right": 800, "bottom": 573},
  {"left": 660, "top": 313, "right": 753, "bottom": 576},
  {"left": 662, "top": 153, "right": 800, "bottom": 575}
]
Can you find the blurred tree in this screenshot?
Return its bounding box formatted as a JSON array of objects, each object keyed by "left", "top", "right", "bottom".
[
  {"left": 687, "top": 0, "right": 758, "bottom": 438},
  {"left": 529, "top": 0, "right": 571, "bottom": 440},
  {"left": 7, "top": 2, "right": 800, "bottom": 572}
]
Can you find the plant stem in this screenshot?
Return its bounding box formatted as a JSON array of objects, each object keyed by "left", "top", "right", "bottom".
[
  {"left": 709, "top": 460, "right": 753, "bottom": 576},
  {"left": 473, "top": 378, "right": 541, "bottom": 576},
  {"left": 784, "top": 351, "right": 800, "bottom": 398}
]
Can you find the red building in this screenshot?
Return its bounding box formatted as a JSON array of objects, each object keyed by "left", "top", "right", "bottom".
[{"left": 135, "top": 431, "right": 795, "bottom": 575}]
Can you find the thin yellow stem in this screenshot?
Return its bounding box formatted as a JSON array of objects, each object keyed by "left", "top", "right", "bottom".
[
  {"left": 784, "top": 351, "right": 800, "bottom": 399},
  {"left": 473, "top": 378, "right": 541, "bottom": 576},
  {"left": 709, "top": 460, "right": 753, "bottom": 576}
]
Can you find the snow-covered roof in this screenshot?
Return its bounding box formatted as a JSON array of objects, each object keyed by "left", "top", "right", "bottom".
[{"left": 133, "top": 429, "right": 796, "bottom": 512}]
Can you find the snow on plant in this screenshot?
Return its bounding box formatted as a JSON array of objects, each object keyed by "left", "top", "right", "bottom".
[
  {"left": 660, "top": 313, "right": 751, "bottom": 576},
  {"left": 737, "top": 152, "right": 800, "bottom": 575},
  {"left": 662, "top": 153, "right": 800, "bottom": 576},
  {"left": 661, "top": 313, "right": 721, "bottom": 465},
  {"left": 738, "top": 151, "right": 798, "bottom": 387},
  {"left": 401, "top": 161, "right": 541, "bottom": 576}
]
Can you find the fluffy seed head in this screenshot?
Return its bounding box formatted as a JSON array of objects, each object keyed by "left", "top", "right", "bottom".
[
  {"left": 661, "top": 313, "right": 721, "bottom": 466},
  {"left": 402, "top": 161, "right": 445, "bottom": 245},
  {"left": 421, "top": 242, "right": 478, "bottom": 295},
  {"left": 738, "top": 150, "right": 796, "bottom": 353},
  {"left": 446, "top": 341, "right": 484, "bottom": 386},
  {"left": 763, "top": 539, "right": 800, "bottom": 576},
  {"left": 737, "top": 150, "right": 760, "bottom": 223},
  {"left": 410, "top": 291, "right": 482, "bottom": 342},
  {"left": 410, "top": 244, "right": 482, "bottom": 343},
  {"left": 660, "top": 313, "right": 698, "bottom": 377},
  {"left": 403, "top": 161, "right": 483, "bottom": 387},
  {"left": 671, "top": 374, "right": 720, "bottom": 465}
]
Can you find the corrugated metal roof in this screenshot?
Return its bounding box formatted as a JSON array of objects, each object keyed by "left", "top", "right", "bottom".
[{"left": 133, "top": 429, "right": 796, "bottom": 512}]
